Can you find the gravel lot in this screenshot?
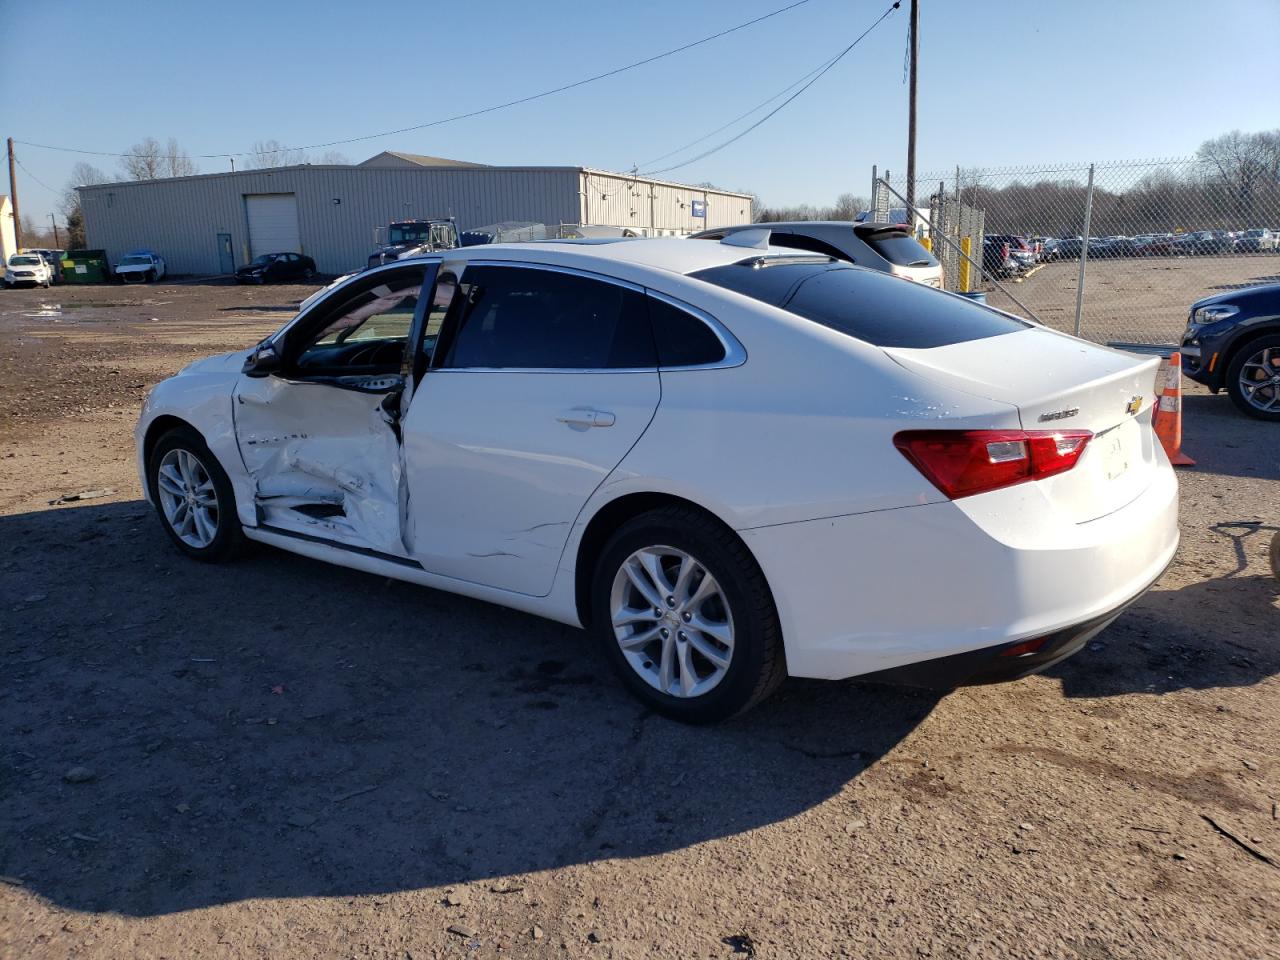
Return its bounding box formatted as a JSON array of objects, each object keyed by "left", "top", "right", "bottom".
[
  {"left": 983, "top": 253, "right": 1280, "bottom": 345},
  {"left": 1, "top": 280, "right": 1277, "bottom": 960}
]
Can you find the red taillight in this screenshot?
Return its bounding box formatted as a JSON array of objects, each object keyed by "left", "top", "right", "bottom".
[{"left": 894, "top": 429, "right": 1092, "bottom": 499}]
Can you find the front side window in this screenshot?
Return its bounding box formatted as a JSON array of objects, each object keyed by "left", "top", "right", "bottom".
[
  {"left": 440, "top": 265, "right": 654, "bottom": 370},
  {"left": 292, "top": 265, "right": 428, "bottom": 372}
]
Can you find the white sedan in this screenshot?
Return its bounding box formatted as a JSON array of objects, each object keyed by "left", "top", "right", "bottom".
[{"left": 136, "top": 234, "right": 1178, "bottom": 722}]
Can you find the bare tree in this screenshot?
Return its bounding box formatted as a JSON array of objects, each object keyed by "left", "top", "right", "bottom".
[
  {"left": 60, "top": 162, "right": 109, "bottom": 250},
  {"left": 1196, "top": 128, "right": 1280, "bottom": 220},
  {"left": 318, "top": 150, "right": 351, "bottom": 165},
  {"left": 20, "top": 214, "right": 57, "bottom": 249},
  {"left": 248, "top": 140, "right": 308, "bottom": 168},
  {"left": 121, "top": 137, "right": 164, "bottom": 180},
  {"left": 164, "top": 137, "right": 197, "bottom": 177},
  {"left": 120, "top": 137, "right": 197, "bottom": 180},
  {"left": 831, "top": 192, "right": 869, "bottom": 220}
]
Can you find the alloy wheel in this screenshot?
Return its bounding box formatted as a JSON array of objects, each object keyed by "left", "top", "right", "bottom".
[
  {"left": 1239, "top": 346, "right": 1280, "bottom": 413},
  {"left": 156, "top": 448, "right": 220, "bottom": 548},
  {"left": 609, "top": 545, "right": 735, "bottom": 698}
]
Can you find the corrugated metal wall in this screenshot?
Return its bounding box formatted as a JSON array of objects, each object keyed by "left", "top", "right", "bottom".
[
  {"left": 579, "top": 170, "right": 753, "bottom": 235},
  {"left": 79, "top": 165, "right": 584, "bottom": 276},
  {"left": 79, "top": 164, "right": 754, "bottom": 276}
]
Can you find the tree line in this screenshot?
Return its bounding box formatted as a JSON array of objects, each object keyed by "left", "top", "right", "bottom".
[{"left": 945, "top": 129, "right": 1280, "bottom": 237}]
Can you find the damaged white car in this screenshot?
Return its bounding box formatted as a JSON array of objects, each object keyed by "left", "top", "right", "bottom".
[{"left": 137, "top": 236, "right": 1178, "bottom": 722}]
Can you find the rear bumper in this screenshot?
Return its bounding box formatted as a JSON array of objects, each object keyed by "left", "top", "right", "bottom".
[
  {"left": 857, "top": 556, "right": 1167, "bottom": 689},
  {"left": 740, "top": 458, "right": 1179, "bottom": 682}
]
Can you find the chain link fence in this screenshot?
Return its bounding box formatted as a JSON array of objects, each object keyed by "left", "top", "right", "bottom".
[{"left": 876, "top": 158, "right": 1280, "bottom": 346}]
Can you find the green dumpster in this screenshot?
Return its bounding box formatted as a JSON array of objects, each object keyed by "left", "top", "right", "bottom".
[{"left": 60, "top": 250, "right": 111, "bottom": 284}]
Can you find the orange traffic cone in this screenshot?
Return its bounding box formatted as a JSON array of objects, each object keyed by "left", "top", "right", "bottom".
[{"left": 1153, "top": 352, "right": 1195, "bottom": 466}]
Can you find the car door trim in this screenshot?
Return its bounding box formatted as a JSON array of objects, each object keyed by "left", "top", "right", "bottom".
[{"left": 258, "top": 523, "right": 423, "bottom": 569}]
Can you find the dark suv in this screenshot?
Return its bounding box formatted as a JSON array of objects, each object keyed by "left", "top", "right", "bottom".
[{"left": 1181, "top": 283, "right": 1280, "bottom": 420}]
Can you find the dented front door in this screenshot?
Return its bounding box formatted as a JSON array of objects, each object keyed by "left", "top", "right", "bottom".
[{"left": 232, "top": 377, "right": 408, "bottom": 555}]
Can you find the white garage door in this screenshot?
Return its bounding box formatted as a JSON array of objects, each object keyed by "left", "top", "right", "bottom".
[{"left": 245, "top": 194, "right": 300, "bottom": 258}]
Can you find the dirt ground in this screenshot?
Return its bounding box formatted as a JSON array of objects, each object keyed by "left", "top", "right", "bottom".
[
  {"left": 1, "top": 280, "right": 1277, "bottom": 960},
  {"left": 983, "top": 252, "right": 1280, "bottom": 346}
]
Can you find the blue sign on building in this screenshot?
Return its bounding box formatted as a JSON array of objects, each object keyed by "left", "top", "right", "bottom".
[{"left": 691, "top": 199, "right": 707, "bottom": 218}]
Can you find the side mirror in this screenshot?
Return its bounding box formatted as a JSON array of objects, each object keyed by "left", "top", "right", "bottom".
[{"left": 243, "top": 342, "right": 282, "bottom": 377}]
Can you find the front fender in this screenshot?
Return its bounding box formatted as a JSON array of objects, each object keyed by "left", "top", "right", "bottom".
[{"left": 136, "top": 369, "right": 251, "bottom": 525}]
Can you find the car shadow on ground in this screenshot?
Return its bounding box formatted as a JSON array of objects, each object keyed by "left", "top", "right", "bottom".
[
  {"left": 1, "top": 500, "right": 939, "bottom": 917},
  {"left": 1046, "top": 567, "right": 1279, "bottom": 698}
]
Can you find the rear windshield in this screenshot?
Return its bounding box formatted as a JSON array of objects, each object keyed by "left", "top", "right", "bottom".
[
  {"left": 690, "top": 260, "right": 1028, "bottom": 349},
  {"left": 854, "top": 227, "right": 938, "bottom": 267}
]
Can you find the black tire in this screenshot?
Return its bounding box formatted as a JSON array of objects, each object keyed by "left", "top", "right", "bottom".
[
  {"left": 1225, "top": 334, "right": 1280, "bottom": 421},
  {"left": 147, "top": 427, "right": 245, "bottom": 562},
  {"left": 146, "top": 269, "right": 156, "bottom": 283},
  {"left": 303, "top": 267, "right": 315, "bottom": 281},
  {"left": 1270, "top": 531, "right": 1280, "bottom": 581},
  {"left": 589, "top": 505, "right": 785, "bottom": 723}
]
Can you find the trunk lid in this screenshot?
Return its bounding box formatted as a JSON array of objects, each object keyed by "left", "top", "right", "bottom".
[{"left": 885, "top": 327, "right": 1163, "bottom": 522}]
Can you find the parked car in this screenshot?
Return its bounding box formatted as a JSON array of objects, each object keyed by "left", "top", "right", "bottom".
[
  {"left": 235, "top": 252, "right": 318, "bottom": 284},
  {"left": 1181, "top": 282, "right": 1280, "bottom": 420},
  {"left": 135, "top": 236, "right": 1178, "bottom": 722},
  {"left": 981, "top": 237, "right": 1022, "bottom": 278},
  {"left": 26, "top": 248, "right": 66, "bottom": 281},
  {"left": 1237, "top": 229, "right": 1278, "bottom": 254},
  {"left": 1053, "top": 237, "right": 1085, "bottom": 260},
  {"left": 987, "top": 234, "right": 1036, "bottom": 270},
  {"left": 689, "top": 221, "right": 944, "bottom": 288},
  {"left": 115, "top": 250, "right": 167, "bottom": 283},
  {"left": 3, "top": 252, "right": 54, "bottom": 288}
]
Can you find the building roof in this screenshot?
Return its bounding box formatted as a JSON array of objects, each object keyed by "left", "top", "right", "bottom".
[{"left": 358, "top": 151, "right": 488, "bottom": 169}]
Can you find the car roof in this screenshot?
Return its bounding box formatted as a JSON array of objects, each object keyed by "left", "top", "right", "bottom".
[{"left": 431, "top": 236, "right": 812, "bottom": 277}]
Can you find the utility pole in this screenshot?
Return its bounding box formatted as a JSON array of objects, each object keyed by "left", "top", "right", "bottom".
[
  {"left": 7, "top": 137, "right": 21, "bottom": 250},
  {"left": 50, "top": 213, "right": 61, "bottom": 248},
  {"left": 904, "top": 0, "right": 919, "bottom": 231}
]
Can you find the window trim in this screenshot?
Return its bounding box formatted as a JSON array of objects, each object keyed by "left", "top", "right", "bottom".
[
  {"left": 269, "top": 258, "right": 442, "bottom": 349},
  {"left": 431, "top": 259, "right": 743, "bottom": 375},
  {"left": 644, "top": 288, "right": 746, "bottom": 371}
]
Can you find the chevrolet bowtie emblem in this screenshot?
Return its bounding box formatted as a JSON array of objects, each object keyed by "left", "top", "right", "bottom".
[{"left": 1125, "top": 396, "right": 1142, "bottom": 416}]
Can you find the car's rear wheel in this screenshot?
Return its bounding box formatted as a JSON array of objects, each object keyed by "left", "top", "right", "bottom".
[
  {"left": 149, "top": 427, "right": 244, "bottom": 562},
  {"left": 303, "top": 267, "right": 315, "bottom": 281},
  {"left": 590, "top": 505, "right": 785, "bottom": 723},
  {"left": 1226, "top": 335, "right": 1280, "bottom": 421}
]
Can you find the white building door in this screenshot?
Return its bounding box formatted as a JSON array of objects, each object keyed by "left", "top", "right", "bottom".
[{"left": 245, "top": 194, "right": 300, "bottom": 258}]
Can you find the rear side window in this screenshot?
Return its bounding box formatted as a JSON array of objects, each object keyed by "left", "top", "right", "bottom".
[
  {"left": 691, "top": 261, "right": 1027, "bottom": 349},
  {"left": 440, "top": 265, "right": 655, "bottom": 369},
  {"left": 854, "top": 227, "right": 938, "bottom": 267},
  {"left": 648, "top": 296, "right": 726, "bottom": 367}
]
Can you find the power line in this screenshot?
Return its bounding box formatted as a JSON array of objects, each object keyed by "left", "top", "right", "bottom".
[
  {"left": 636, "top": 47, "right": 846, "bottom": 170},
  {"left": 15, "top": 0, "right": 819, "bottom": 162},
  {"left": 639, "top": 1, "right": 900, "bottom": 177},
  {"left": 14, "top": 156, "right": 61, "bottom": 196}
]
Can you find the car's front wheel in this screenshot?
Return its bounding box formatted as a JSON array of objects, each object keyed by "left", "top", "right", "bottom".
[
  {"left": 1226, "top": 335, "right": 1280, "bottom": 421},
  {"left": 590, "top": 505, "right": 785, "bottom": 723},
  {"left": 149, "top": 427, "right": 244, "bottom": 561}
]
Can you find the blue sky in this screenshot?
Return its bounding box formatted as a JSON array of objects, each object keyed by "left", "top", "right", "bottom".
[{"left": 4, "top": 0, "right": 1278, "bottom": 226}]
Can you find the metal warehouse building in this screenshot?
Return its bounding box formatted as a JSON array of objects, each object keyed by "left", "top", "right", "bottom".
[{"left": 77, "top": 152, "right": 754, "bottom": 276}]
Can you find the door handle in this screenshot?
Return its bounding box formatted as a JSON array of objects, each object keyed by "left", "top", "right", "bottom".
[{"left": 557, "top": 408, "right": 615, "bottom": 428}]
